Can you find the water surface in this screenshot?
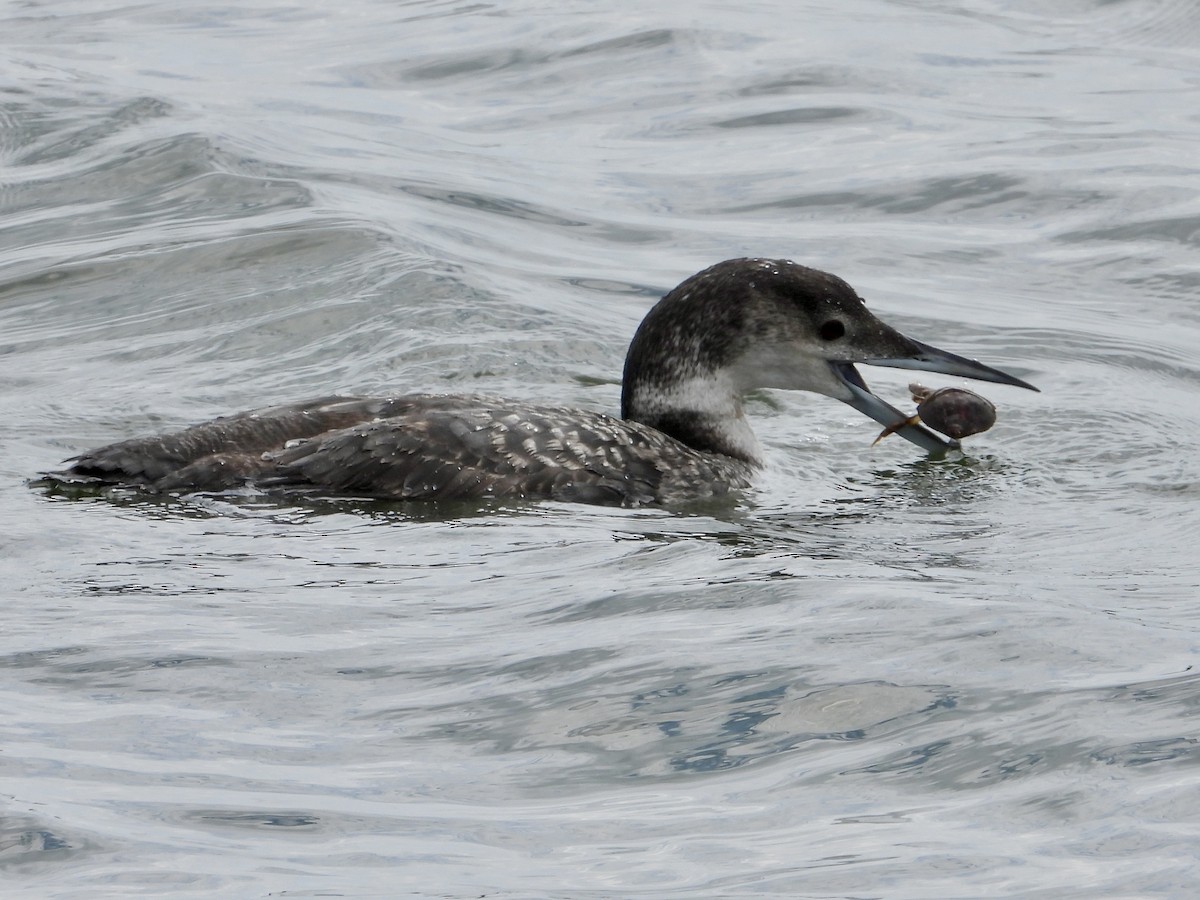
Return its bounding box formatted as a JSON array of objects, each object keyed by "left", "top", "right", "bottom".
[{"left": 3, "top": 0, "right": 1200, "bottom": 896}]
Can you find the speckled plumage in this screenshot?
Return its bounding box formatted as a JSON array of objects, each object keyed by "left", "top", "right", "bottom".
[
  {"left": 44, "top": 258, "right": 1037, "bottom": 506},
  {"left": 55, "top": 394, "right": 753, "bottom": 505},
  {"left": 273, "top": 395, "right": 754, "bottom": 505}
]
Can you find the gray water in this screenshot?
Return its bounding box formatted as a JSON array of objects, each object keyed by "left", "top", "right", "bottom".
[{"left": 3, "top": 0, "right": 1200, "bottom": 896}]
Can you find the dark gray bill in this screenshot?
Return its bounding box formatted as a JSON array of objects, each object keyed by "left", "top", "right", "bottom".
[{"left": 865, "top": 338, "right": 1039, "bottom": 393}]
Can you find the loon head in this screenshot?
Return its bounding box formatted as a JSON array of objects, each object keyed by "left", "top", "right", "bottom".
[{"left": 621, "top": 258, "right": 1038, "bottom": 461}]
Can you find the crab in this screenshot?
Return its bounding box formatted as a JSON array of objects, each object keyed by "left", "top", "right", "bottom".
[{"left": 873, "top": 382, "right": 997, "bottom": 445}]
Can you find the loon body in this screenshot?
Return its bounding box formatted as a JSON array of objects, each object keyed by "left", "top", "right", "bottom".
[{"left": 47, "top": 258, "right": 1037, "bottom": 506}]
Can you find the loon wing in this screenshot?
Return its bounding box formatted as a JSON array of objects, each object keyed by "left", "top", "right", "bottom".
[
  {"left": 48, "top": 395, "right": 386, "bottom": 490},
  {"left": 268, "top": 396, "right": 678, "bottom": 505},
  {"left": 268, "top": 396, "right": 753, "bottom": 508}
]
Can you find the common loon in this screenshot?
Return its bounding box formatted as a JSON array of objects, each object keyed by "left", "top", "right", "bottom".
[{"left": 46, "top": 258, "right": 1038, "bottom": 506}]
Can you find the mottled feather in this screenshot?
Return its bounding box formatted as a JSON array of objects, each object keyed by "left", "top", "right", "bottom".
[
  {"left": 266, "top": 396, "right": 754, "bottom": 505},
  {"left": 50, "top": 394, "right": 753, "bottom": 505}
]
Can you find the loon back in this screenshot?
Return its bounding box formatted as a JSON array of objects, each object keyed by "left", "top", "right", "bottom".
[{"left": 52, "top": 394, "right": 753, "bottom": 505}]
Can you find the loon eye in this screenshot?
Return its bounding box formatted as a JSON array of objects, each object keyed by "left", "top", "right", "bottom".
[{"left": 818, "top": 319, "right": 845, "bottom": 341}]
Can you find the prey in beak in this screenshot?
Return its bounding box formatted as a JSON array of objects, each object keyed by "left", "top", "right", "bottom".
[{"left": 834, "top": 338, "right": 1038, "bottom": 454}]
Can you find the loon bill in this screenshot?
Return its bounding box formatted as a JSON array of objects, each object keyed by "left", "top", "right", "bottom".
[{"left": 43, "top": 258, "right": 1038, "bottom": 506}]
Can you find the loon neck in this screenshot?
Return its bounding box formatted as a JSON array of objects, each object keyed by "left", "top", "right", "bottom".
[{"left": 622, "top": 374, "right": 763, "bottom": 465}]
